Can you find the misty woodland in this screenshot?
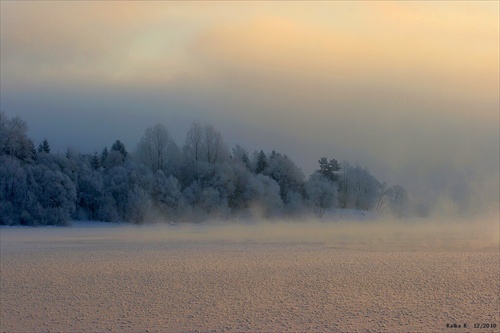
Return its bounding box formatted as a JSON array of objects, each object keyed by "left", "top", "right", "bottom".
[{"left": 0, "top": 112, "right": 409, "bottom": 226}]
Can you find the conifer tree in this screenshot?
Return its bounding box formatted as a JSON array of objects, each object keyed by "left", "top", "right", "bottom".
[
  {"left": 255, "top": 150, "right": 267, "bottom": 174},
  {"left": 37, "top": 139, "right": 51, "bottom": 154}
]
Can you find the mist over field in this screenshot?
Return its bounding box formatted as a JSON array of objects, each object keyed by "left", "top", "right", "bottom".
[
  {"left": 43, "top": 215, "right": 498, "bottom": 251},
  {"left": 150, "top": 219, "right": 500, "bottom": 251}
]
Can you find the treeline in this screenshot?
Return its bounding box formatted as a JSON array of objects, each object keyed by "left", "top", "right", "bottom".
[{"left": 0, "top": 112, "right": 409, "bottom": 226}]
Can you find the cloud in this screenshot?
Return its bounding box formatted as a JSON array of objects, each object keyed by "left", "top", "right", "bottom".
[
  {"left": 190, "top": 8, "right": 498, "bottom": 102},
  {"left": 186, "top": 14, "right": 498, "bottom": 155},
  {"left": 2, "top": 1, "right": 497, "bottom": 103},
  {"left": 0, "top": 1, "right": 204, "bottom": 87}
]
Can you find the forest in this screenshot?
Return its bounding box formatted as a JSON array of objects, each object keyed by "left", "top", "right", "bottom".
[{"left": 0, "top": 112, "right": 409, "bottom": 225}]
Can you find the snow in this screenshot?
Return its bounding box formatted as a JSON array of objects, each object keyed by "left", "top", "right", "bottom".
[{"left": 1, "top": 219, "right": 498, "bottom": 332}]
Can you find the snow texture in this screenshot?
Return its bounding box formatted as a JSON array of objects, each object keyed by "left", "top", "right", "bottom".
[{"left": 1, "top": 220, "right": 498, "bottom": 333}]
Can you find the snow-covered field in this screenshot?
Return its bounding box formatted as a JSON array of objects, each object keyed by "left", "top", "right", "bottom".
[{"left": 1, "top": 219, "right": 498, "bottom": 333}]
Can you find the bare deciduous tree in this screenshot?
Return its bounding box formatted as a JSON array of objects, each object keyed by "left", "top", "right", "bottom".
[
  {"left": 183, "top": 122, "right": 229, "bottom": 164},
  {"left": 136, "top": 124, "right": 181, "bottom": 175},
  {"left": 183, "top": 122, "right": 203, "bottom": 163}
]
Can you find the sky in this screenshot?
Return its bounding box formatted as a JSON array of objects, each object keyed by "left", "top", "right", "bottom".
[{"left": 1, "top": 1, "right": 499, "bottom": 216}]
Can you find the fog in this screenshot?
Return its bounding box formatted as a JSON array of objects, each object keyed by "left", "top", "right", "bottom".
[
  {"left": 3, "top": 216, "right": 497, "bottom": 253},
  {"left": 1, "top": 2, "right": 498, "bottom": 217},
  {"left": 143, "top": 220, "right": 499, "bottom": 252}
]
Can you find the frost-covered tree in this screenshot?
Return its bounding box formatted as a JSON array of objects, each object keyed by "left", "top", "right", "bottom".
[
  {"left": 181, "top": 162, "right": 229, "bottom": 217},
  {"left": 101, "top": 140, "right": 128, "bottom": 169},
  {"left": 243, "top": 174, "right": 283, "bottom": 217},
  {"left": 0, "top": 113, "right": 410, "bottom": 224},
  {"left": 103, "top": 166, "right": 129, "bottom": 219},
  {"left": 135, "top": 124, "right": 182, "bottom": 176},
  {"left": 100, "top": 147, "right": 109, "bottom": 166},
  {"left": 78, "top": 165, "right": 104, "bottom": 220},
  {"left": 376, "top": 184, "right": 409, "bottom": 218},
  {"left": 203, "top": 161, "right": 250, "bottom": 214},
  {"left": 0, "top": 149, "right": 83, "bottom": 226},
  {"left": 305, "top": 174, "right": 338, "bottom": 217},
  {"left": 232, "top": 144, "right": 251, "bottom": 170},
  {"left": 90, "top": 152, "right": 101, "bottom": 170},
  {"left": 0, "top": 112, "right": 35, "bottom": 162},
  {"left": 0, "top": 156, "right": 31, "bottom": 225},
  {"left": 181, "top": 180, "right": 223, "bottom": 219},
  {"left": 376, "top": 182, "right": 391, "bottom": 214},
  {"left": 183, "top": 122, "right": 229, "bottom": 165},
  {"left": 96, "top": 194, "right": 120, "bottom": 222},
  {"left": 125, "top": 186, "right": 151, "bottom": 223},
  {"left": 152, "top": 171, "right": 183, "bottom": 217},
  {"left": 181, "top": 123, "right": 230, "bottom": 187},
  {"left": 183, "top": 122, "right": 204, "bottom": 163},
  {"left": 389, "top": 185, "right": 409, "bottom": 218},
  {"left": 27, "top": 163, "right": 77, "bottom": 225},
  {"left": 263, "top": 151, "right": 305, "bottom": 209},
  {"left": 103, "top": 150, "right": 125, "bottom": 169},
  {"left": 203, "top": 124, "right": 229, "bottom": 164},
  {"left": 224, "top": 162, "right": 251, "bottom": 212},
  {"left": 127, "top": 161, "right": 154, "bottom": 193},
  {"left": 199, "top": 187, "right": 228, "bottom": 217},
  {"left": 253, "top": 150, "right": 267, "bottom": 174},
  {"left": 338, "top": 162, "right": 380, "bottom": 210},
  {"left": 37, "top": 150, "right": 80, "bottom": 185},
  {"left": 99, "top": 161, "right": 154, "bottom": 223}
]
